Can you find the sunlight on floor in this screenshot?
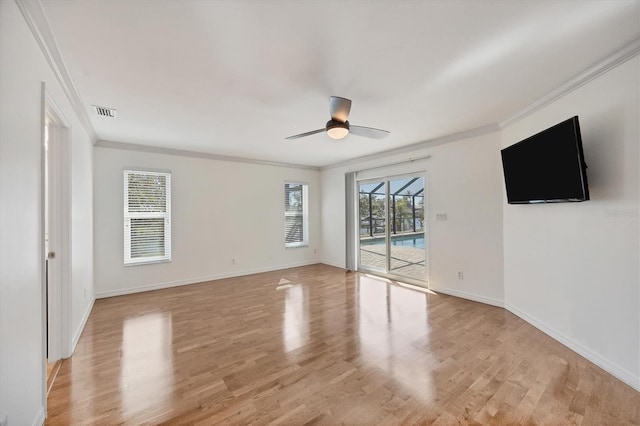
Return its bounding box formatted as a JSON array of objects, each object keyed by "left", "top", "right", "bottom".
[
  {"left": 283, "top": 285, "right": 309, "bottom": 352},
  {"left": 357, "top": 275, "right": 435, "bottom": 403},
  {"left": 121, "top": 313, "right": 174, "bottom": 417}
]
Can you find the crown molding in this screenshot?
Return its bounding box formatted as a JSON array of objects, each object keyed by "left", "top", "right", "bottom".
[
  {"left": 95, "top": 140, "right": 321, "bottom": 171},
  {"left": 500, "top": 36, "right": 640, "bottom": 129},
  {"left": 16, "top": 0, "right": 97, "bottom": 142},
  {"left": 322, "top": 36, "right": 640, "bottom": 172},
  {"left": 321, "top": 123, "right": 501, "bottom": 171}
]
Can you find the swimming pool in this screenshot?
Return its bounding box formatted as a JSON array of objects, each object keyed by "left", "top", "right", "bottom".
[{"left": 361, "top": 234, "right": 425, "bottom": 249}]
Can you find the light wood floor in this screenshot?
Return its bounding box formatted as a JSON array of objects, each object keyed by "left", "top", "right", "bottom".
[
  {"left": 46, "top": 264, "right": 639, "bottom": 425},
  {"left": 47, "top": 359, "right": 62, "bottom": 395}
]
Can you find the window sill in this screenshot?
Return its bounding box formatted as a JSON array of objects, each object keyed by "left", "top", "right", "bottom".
[
  {"left": 124, "top": 258, "right": 172, "bottom": 267},
  {"left": 285, "top": 244, "right": 309, "bottom": 250}
]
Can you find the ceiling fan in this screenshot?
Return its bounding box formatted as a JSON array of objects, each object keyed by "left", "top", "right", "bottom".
[{"left": 285, "top": 96, "right": 390, "bottom": 141}]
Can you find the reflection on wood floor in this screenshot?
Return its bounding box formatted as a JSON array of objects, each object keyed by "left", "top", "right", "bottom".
[{"left": 46, "top": 264, "right": 639, "bottom": 425}]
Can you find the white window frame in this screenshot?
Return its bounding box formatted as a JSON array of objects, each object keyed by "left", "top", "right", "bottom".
[
  {"left": 284, "top": 181, "right": 309, "bottom": 248},
  {"left": 124, "top": 169, "right": 172, "bottom": 265}
]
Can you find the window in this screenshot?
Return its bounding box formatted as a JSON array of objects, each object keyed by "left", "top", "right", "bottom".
[
  {"left": 284, "top": 182, "right": 308, "bottom": 248},
  {"left": 124, "top": 169, "right": 171, "bottom": 265}
]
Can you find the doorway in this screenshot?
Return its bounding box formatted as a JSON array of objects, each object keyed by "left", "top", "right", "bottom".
[
  {"left": 357, "top": 174, "right": 427, "bottom": 283},
  {"left": 42, "top": 89, "right": 71, "bottom": 396}
]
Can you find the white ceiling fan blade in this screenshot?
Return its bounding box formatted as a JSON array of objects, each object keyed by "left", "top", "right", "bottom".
[
  {"left": 329, "top": 96, "right": 352, "bottom": 122},
  {"left": 350, "top": 125, "right": 390, "bottom": 139},
  {"left": 285, "top": 128, "right": 325, "bottom": 140}
]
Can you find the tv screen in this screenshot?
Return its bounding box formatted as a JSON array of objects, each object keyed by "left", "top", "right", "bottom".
[{"left": 501, "top": 116, "right": 589, "bottom": 204}]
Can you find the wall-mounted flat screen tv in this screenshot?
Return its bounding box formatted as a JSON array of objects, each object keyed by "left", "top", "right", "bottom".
[{"left": 501, "top": 116, "right": 589, "bottom": 204}]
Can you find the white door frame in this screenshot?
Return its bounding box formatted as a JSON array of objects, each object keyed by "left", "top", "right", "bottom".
[{"left": 41, "top": 83, "right": 72, "bottom": 407}]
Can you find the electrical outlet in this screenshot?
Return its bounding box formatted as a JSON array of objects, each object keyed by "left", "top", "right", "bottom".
[
  {"left": 84, "top": 288, "right": 87, "bottom": 299},
  {"left": 458, "top": 271, "right": 464, "bottom": 279},
  {"left": 231, "top": 258, "right": 236, "bottom": 265},
  {"left": 313, "top": 248, "right": 317, "bottom": 254}
]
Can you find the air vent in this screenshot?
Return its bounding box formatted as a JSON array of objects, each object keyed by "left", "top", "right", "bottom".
[{"left": 92, "top": 105, "right": 118, "bottom": 118}]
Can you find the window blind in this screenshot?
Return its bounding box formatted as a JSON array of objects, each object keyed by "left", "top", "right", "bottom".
[
  {"left": 285, "top": 182, "right": 308, "bottom": 247},
  {"left": 124, "top": 170, "right": 171, "bottom": 265}
]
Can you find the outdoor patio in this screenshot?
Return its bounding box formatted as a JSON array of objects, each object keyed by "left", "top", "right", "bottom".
[{"left": 360, "top": 244, "right": 426, "bottom": 281}]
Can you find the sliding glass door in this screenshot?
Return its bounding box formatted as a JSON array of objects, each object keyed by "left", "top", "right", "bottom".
[
  {"left": 357, "top": 174, "right": 426, "bottom": 282},
  {"left": 358, "top": 180, "right": 387, "bottom": 272},
  {"left": 388, "top": 176, "right": 425, "bottom": 280}
]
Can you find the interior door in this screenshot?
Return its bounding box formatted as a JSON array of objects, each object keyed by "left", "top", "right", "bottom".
[{"left": 45, "top": 121, "right": 61, "bottom": 365}]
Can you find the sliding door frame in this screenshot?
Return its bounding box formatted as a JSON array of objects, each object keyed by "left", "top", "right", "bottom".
[{"left": 355, "top": 171, "right": 429, "bottom": 288}]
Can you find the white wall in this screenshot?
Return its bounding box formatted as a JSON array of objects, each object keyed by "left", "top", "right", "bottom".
[
  {"left": 502, "top": 57, "right": 640, "bottom": 389},
  {"left": 0, "top": 1, "right": 94, "bottom": 424},
  {"left": 93, "top": 147, "right": 321, "bottom": 297},
  {"left": 69, "top": 124, "right": 95, "bottom": 348},
  {"left": 321, "top": 131, "right": 505, "bottom": 305}
]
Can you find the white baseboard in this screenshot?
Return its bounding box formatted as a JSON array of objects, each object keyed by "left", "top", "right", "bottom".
[
  {"left": 505, "top": 302, "right": 640, "bottom": 392},
  {"left": 95, "top": 261, "right": 321, "bottom": 299},
  {"left": 429, "top": 286, "right": 504, "bottom": 308},
  {"left": 32, "top": 406, "right": 45, "bottom": 426},
  {"left": 320, "top": 259, "right": 346, "bottom": 269},
  {"left": 70, "top": 296, "right": 95, "bottom": 355}
]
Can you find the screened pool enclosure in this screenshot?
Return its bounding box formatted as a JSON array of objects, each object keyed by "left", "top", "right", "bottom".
[{"left": 358, "top": 176, "right": 426, "bottom": 281}]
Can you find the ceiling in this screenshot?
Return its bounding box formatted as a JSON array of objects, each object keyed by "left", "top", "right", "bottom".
[{"left": 39, "top": 0, "right": 639, "bottom": 167}]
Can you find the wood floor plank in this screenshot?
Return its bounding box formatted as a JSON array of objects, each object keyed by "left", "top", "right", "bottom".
[{"left": 46, "top": 264, "right": 640, "bottom": 425}]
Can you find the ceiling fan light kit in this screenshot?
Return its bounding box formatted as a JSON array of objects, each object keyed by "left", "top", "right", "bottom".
[
  {"left": 326, "top": 120, "right": 350, "bottom": 140},
  {"left": 286, "top": 96, "right": 390, "bottom": 141}
]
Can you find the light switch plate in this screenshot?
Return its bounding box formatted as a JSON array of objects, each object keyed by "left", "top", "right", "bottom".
[{"left": 436, "top": 213, "right": 448, "bottom": 221}]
